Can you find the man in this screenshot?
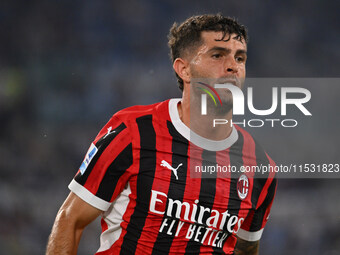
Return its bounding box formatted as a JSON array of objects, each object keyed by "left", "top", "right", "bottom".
[{"left": 47, "top": 14, "right": 277, "bottom": 255}]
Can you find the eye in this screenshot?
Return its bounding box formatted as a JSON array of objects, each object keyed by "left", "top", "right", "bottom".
[
  {"left": 235, "top": 56, "right": 246, "bottom": 63},
  {"left": 212, "top": 53, "right": 222, "bottom": 59},
  {"left": 236, "top": 56, "right": 243, "bottom": 62}
]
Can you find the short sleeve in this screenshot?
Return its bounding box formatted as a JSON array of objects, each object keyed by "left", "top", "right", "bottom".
[
  {"left": 237, "top": 177, "right": 277, "bottom": 241},
  {"left": 69, "top": 115, "right": 133, "bottom": 211}
]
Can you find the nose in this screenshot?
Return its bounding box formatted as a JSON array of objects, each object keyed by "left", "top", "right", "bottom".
[{"left": 224, "top": 57, "right": 238, "bottom": 74}]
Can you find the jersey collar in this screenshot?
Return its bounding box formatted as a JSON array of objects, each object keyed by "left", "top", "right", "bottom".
[{"left": 168, "top": 98, "right": 238, "bottom": 151}]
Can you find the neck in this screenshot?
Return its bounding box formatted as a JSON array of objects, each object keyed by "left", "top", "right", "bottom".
[{"left": 178, "top": 88, "right": 233, "bottom": 141}]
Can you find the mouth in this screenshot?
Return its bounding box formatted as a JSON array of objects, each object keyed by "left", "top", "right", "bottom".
[{"left": 216, "top": 78, "right": 240, "bottom": 87}]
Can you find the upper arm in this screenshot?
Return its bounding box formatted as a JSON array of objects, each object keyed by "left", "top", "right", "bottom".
[
  {"left": 237, "top": 177, "right": 277, "bottom": 241},
  {"left": 47, "top": 192, "right": 102, "bottom": 254},
  {"left": 60, "top": 115, "right": 134, "bottom": 229},
  {"left": 234, "top": 177, "right": 277, "bottom": 254},
  {"left": 234, "top": 237, "right": 260, "bottom": 255},
  {"left": 69, "top": 115, "right": 134, "bottom": 211},
  {"left": 48, "top": 115, "right": 133, "bottom": 254},
  {"left": 56, "top": 191, "right": 102, "bottom": 230}
]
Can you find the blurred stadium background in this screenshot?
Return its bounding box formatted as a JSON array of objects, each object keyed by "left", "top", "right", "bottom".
[{"left": 0, "top": 0, "right": 339, "bottom": 254}]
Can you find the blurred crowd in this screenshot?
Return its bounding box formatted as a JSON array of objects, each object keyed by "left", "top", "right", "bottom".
[{"left": 0, "top": 0, "right": 339, "bottom": 254}]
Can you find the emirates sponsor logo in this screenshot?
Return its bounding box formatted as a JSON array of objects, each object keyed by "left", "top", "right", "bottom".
[{"left": 149, "top": 190, "right": 244, "bottom": 248}]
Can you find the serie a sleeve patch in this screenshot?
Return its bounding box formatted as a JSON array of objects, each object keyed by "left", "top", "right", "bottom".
[{"left": 79, "top": 143, "right": 98, "bottom": 175}]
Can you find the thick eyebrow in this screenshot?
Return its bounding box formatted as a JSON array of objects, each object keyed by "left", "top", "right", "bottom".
[
  {"left": 236, "top": 49, "right": 247, "bottom": 55},
  {"left": 207, "top": 46, "right": 247, "bottom": 56},
  {"left": 207, "top": 46, "right": 231, "bottom": 54}
]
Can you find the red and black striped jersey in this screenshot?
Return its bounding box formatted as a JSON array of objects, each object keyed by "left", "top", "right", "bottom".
[{"left": 69, "top": 98, "right": 277, "bottom": 254}]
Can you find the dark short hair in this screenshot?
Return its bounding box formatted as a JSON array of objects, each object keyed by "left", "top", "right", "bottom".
[{"left": 168, "top": 14, "right": 248, "bottom": 91}]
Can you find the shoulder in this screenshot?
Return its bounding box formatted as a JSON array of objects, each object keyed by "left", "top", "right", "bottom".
[
  {"left": 94, "top": 99, "right": 170, "bottom": 142},
  {"left": 110, "top": 99, "right": 170, "bottom": 124}
]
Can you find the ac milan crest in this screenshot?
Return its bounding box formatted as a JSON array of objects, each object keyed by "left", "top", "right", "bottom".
[{"left": 237, "top": 174, "right": 249, "bottom": 200}]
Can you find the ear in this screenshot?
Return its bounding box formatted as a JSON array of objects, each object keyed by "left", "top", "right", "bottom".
[{"left": 173, "top": 58, "right": 191, "bottom": 84}]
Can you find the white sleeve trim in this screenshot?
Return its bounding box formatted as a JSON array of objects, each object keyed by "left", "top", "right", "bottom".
[
  {"left": 236, "top": 228, "right": 264, "bottom": 242},
  {"left": 68, "top": 179, "right": 111, "bottom": 211}
]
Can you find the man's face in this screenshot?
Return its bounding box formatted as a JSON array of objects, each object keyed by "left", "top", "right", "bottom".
[
  {"left": 189, "top": 31, "right": 247, "bottom": 88},
  {"left": 188, "top": 31, "right": 247, "bottom": 113}
]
